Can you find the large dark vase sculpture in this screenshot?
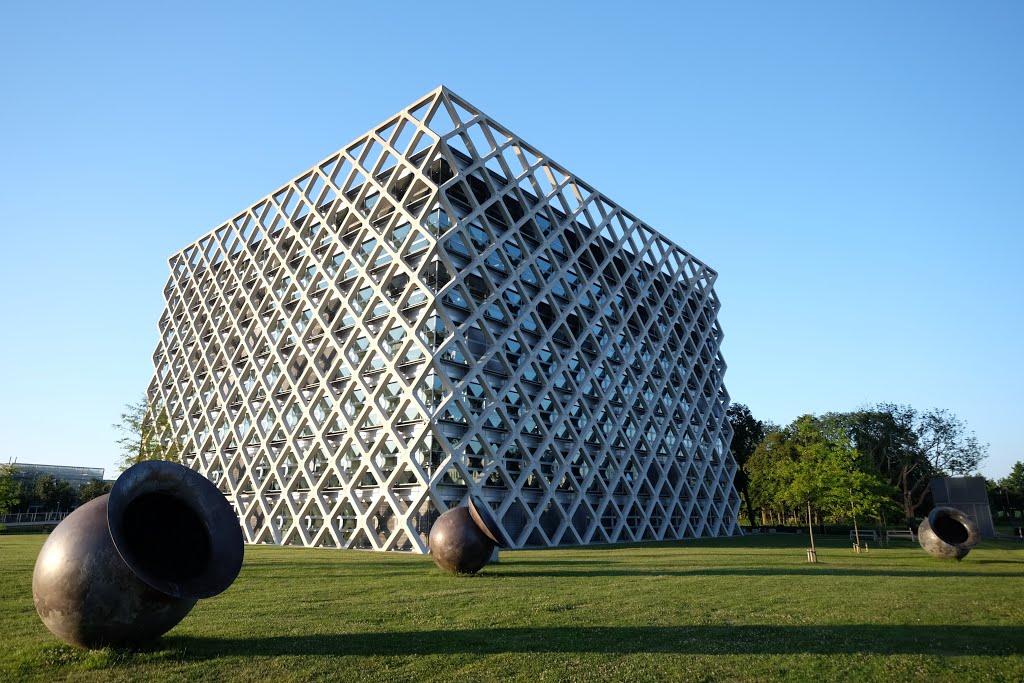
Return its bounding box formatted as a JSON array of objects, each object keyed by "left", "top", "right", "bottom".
[
  {"left": 429, "top": 496, "right": 509, "bottom": 574},
  {"left": 32, "top": 460, "right": 244, "bottom": 648},
  {"left": 918, "top": 506, "right": 981, "bottom": 560}
]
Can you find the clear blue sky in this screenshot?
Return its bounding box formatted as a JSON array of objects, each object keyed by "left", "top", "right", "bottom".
[{"left": 1, "top": 2, "right": 1020, "bottom": 481}]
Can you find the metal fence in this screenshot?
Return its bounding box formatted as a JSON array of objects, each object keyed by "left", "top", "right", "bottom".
[{"left": 1, "top": 511, "right": 70, "bottom": 526}]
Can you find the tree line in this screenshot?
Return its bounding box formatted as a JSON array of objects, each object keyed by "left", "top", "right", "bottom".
[
  {"left": 987, "top": 461, "right": 1024, "bottom": 521},
  {"left": 0, "top": 467, "right": 111, "bottom": 519},
  {"left": 728, "top": 402, "right": 995, "bottom": 528}
]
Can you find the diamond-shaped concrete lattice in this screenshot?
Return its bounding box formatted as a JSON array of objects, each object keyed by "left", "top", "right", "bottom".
[{"left": 148, "top": 86, "right": 741, "bottom": 552}]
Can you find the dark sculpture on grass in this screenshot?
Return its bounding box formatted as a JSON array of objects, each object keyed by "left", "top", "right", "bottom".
[
  {"left": 32, "top": 460, "right": 244, "bottom": 648},
  {"left": 429, "top": 495, "right": 509, "bottom": 574},
  {"left": 918, "top": 506, "right": 980, "bottom": 561}
]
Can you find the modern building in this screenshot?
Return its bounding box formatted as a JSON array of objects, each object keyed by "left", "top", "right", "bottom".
[
  {"left": 7, "top": 463, "right": 106, "bottom": 489},
  {"left": 148, "top": 86, "right": 740, "bottom": 552}
]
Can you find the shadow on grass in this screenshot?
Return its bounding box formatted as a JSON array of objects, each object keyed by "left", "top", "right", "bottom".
[{"left": 163, "top": 624, "right": 1024, "bottom": 658}]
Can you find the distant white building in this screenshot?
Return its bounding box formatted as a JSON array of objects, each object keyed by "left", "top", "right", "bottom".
[
  {"left": 148, "top": 87, "right": 741, "bottom": 552},
  {"left": 7, "top": 463, "right": 106, "bottom": 489}
]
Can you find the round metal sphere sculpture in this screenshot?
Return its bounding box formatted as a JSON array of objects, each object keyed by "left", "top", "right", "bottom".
[
  {"left": 918, "top": 506, "right": 981, "bottom": 560},
  {"left": 428, "top": 496, "right": 509, "bottom": 574},
  {"left": 32, "top": 460, "right": 244, "bottom": 648}
]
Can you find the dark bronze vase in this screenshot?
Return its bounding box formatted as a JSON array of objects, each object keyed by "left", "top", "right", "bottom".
[
  {"left": 32, "top": 460, "right": 244, "bottom": 648},
  {"left": 918, "top": 506, "right": 981, "bottom": 560},
  {"left": 429, "top": 496, "right": 509, "bottom": 574}
]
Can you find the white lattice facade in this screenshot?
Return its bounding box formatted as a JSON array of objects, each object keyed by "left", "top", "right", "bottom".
[{"left": 149, "top": 87, "right": 741, "bottom": 553}]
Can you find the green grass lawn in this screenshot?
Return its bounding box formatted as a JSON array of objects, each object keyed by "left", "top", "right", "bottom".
[{"left": 2, "top": 532, "right": 1022, "bottom": 682}]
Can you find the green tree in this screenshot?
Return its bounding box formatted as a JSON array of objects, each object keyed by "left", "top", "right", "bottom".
[
  {"left": 836, "top": 407, "right": 921, "bottom": 523},
  {"left": 1000, "top": 461, "right": 1024, "bottom": 496},
  {"left": 0, "top": 465, "right": 20, "bottom": 528},
  {"left": 79, "top": 479, "right": 112, "bottom": 503},
  {"left": 787, "top": 415, "right": 890, "bottom": 522},
  {"left": 747, "top": 427, "right": 799, "bottom": 525},
  {"left": 746, "top": 414, "right": 893, "bottom": 526},
  {"left": 114, "top": 395, "right": 182, "bottom": 470},
  {"left": 726, "top": 403, "right": 774, "bottom": 527},
  {"left": 846, "top": 404, "right": 987, "bottom": 521},
  {"left": 32, "top": 474, "right": 79, "bottom": 511},
  {"left": 995, "top": 461, "right": 1024, "bottom": 519}
]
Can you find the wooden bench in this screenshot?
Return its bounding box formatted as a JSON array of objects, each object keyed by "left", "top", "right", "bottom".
[
  {"left": 849, "top": 529, "right": 878, "bottom": 542},
  {"left": 886, "top": 529, "right": 916, "bottom": 542}
]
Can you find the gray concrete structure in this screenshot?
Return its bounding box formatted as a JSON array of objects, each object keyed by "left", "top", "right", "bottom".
[{"left": 930, "top": 476, "right": 995, "bottom": 538}]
